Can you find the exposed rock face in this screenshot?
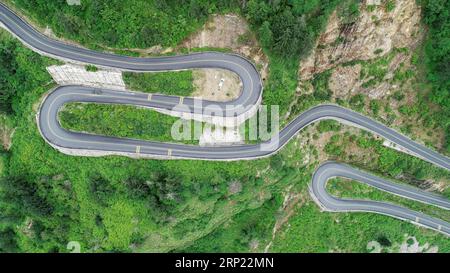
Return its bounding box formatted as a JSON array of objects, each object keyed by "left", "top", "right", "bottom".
[
  {"left": 192, "top": 69, "right": 242, "bottom": 102},
  {"left": 328, "top": 64, "right": 362, "bottom": 97},
  {"left": 299, "top": 0, "right": 421, "bottom": 80}
]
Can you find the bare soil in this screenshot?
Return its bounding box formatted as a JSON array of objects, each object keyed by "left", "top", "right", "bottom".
[
  {"left": 192, "top": 69, "right": 242, "bottom": 101},
  {"left": 0, "top": 115, "right": 14, "bottom": 150},
  {"left": 181, "top": 14, "right": 269, "bottom": 101}
]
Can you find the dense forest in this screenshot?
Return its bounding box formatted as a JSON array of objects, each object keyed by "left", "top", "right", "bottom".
[
  {"left": 0, "top": 0, "right": 449, "bottom": 252},
  {"left": 0, "top": 31, "right": 56, "bottom": 114},
  {"left": 421, "top": 0, "right": 450, "bottom": 153}
]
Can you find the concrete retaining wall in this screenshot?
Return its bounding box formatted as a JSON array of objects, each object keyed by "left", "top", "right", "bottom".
[{"left": 47, "top": 64, "right": 126, "bottom": 90}]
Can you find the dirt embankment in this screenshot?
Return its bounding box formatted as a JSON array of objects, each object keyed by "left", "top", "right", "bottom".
[
  {"left": 298, "top": 0, "right": 423, "bottom": 100},
  {"left": 192, "top": 69, "right": 242, "bottom": 102},
  {"left": 181, "top": 14, "right": 269, "bottom": 102}
]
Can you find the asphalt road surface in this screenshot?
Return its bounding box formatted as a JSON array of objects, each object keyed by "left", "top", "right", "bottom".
[
  {"left": 311, "top": 162, "right": 450, "bottom": 236},
  {"left": 0, "top": 3, "right": 261, "bottom": 117},
  {"left": 1, "top": 2, "right": 449, "bottom": 237}
]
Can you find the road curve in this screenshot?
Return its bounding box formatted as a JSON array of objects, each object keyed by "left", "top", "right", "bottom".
[
  {"left": 39, "top": 87, "right": 450, "bottom": 168},
  {"left": 311, "top": 162, "right": 450, "bottom": 236},
  {"left": 0, "top": 2, "right": 261, "bottom": 117},
  {"left": 1, "top": 2, "right": 449, "bottom": 236}
]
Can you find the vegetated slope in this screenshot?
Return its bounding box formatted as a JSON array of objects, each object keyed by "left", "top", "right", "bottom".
[
  {"left": 421, "top": 0, "right": 450, "bottom": 154},
  {"left": 286, "top": 0, "right": 450, "bottom": 157},
  {"left": 9, "top": 0, "right": 339, "bottom": 58},
  {"left": 1, "top": 27, "right": 448, "bottom": 253},
  {"left": 8, "top": 0, "right": 238, "bottom": 49},
  {"left": 0, "top": 0, "right": 449, "bottom": 253},
  {"left": 0, "top": 30, "right": 57, "bottom": 115}
]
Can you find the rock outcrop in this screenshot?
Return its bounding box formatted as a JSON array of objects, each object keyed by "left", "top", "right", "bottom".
[{"left": 299, "top": 0, "right": 421, "bottom": 80}]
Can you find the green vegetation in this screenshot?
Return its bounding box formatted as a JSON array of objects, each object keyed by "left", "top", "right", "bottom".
[
  {"left": 269, "top": 200, "right": 449, "bottom": 252},
  {"left": 323, "top": 131, "right": 450, "bottom": 183},
  {"left": 245, "top": 0, "right": 340, "bottom": 58},
  {"left": 261, "top": 56, "right": 299, "bottom": 117},
  {"left": 181, "top": 139, "right": 450, "bottom": 252},
  {"left": 420, "top": 0, "right": 450, "bottom": 154},
  {"left": 0, "top": 28, "right": 279, "bottom": 253},
  {"left": 369, "top": 100, "right": 381, "bottom": 116},
  {"left": 123, "top": 71, "right": 193, "bottom": 96},
  {"left": 10, "top": 0, "right": 239, "bottom": 49},
  {"left": 328, "top": 178, "right": 450, "bottom": 222},
  {"left": 57, "top": 70, "right": 195, "bottom": 143},
  {"left": 384, "top": 0, "right": 396, "bottom": 12},
  {"left": 392, "top": 65, "right": 414, "bottom": 85},
  {"left": 85, "top": 65, "right": 98, "bottom": 72},
  {"left": 338, "top": 0, "right": 360, "bottom": 25},
  {"left": 359, "top": 49, "right": 399, "bottom": 88},
  {"left": 324, "top": 135, "right": 344, "bottom": 156},
  {"left": 261, "top": 130, "right": 450, "bottom": 253},
  {"left": 349, "top": 94, "right": 366, "bottom": 111},
  {"left": 317, "top": 120, "right": 342, "bottom": 133},
  {"left": 10, "top": 0, "right": 339, "bottom": 59},
  {"left": 184, "top": 197, "right": 280, "bottom": 252},
  {"left": 0, "top": 31, "right": 449, "bottom": 253},
  {"left": 0, "top": 30, "right": 57, "bottom": 114},
  {"left": 0, "top": 0, "right": 449, "bottom": 254},
  {"left": 59, "top": 103, "right": 198, "bottom": 144},
  {"left": 312, "top": 70, "right": 332, "bottom": 101},
  {"left": 5, "top": 0, "right": 343, "bottom": 119},
  {"left": 374, "top": 48, "right": 383, "bottom": 55}
]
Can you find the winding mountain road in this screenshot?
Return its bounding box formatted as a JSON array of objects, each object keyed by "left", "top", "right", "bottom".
[
  {"left": 1, "top": 2, "right": 449, "bottom": 237},
  {"left": 311, "top": 162, "right": 450, "bottom": 236}
]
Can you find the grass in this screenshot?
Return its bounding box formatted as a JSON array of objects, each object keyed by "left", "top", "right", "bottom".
[
  {"left": 0, "top": 153, "right": 6, "bottom": 177},
  {"left": 182, "top": 197, "right": 280, "bottom": 252},
  {"left": 85, "top": 65, "right": 98, "bottom": 72},
  {"left": 260, "top": 54, "right": 299, "bottom": 118},
  {"left": 312, "top": 70, "right": 332, "bottom": 100},
  {"left": 270, "top": 200, "right": 450, "bottom": 252},
  {"left": 359, "top": 50, "right": 398, "bottom": 88},
  {"left": 123, "top": 71, "right": 194, "bottom": 96},
  {"left": 58, "top": 103, "right": 199, "bottom": 144},
  {"left": 5, "top": 0, "right": 227, "bottom": 50}
]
